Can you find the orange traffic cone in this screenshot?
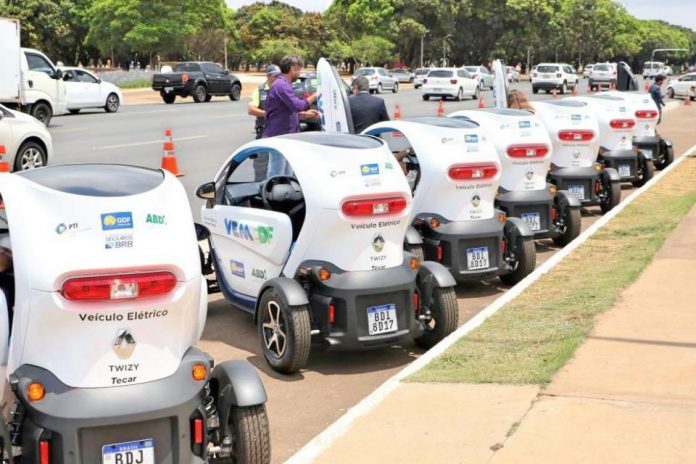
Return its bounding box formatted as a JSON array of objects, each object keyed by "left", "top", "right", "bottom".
[
  {"left": 552, "top": 88, "right": 557, "bottom": 99},
  {"left": 572, "top": 85, "right": 578, "bottom": 96},
  {"left": 437, "top": 99, "right": 445, "bottom": 117},
  {"left": 685, "top": 96, "right": 692, "bottom": 106},
  {"left": 587, "top": 83, "right": 593, "bottom": 95},
  {"left": 478, "top": 96, "right": 484, "bottom": 108},
  {"left": 0, "top": 145, "right": 9, "bottom": 173},
  {"left": 161, "top": 129, "right": 184, "bottom": 177},
  {"left": 394, "top": 104, "right": 402, "bottom": 120}
]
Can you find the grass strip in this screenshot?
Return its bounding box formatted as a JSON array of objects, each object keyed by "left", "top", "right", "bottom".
[
  {"left": 410, "top": 157, "right": 696, "bottom": 385},
  {"left": 116, "top": 78, "right": 152, "bottom": 89}
]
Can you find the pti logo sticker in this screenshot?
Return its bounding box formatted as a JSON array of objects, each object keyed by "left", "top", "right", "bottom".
[
  {"left": 360, "top": 163, "right": 380, "bottom": 176},
  {"left": 101, "top": 212, "right": 133, "bottom": 231}
]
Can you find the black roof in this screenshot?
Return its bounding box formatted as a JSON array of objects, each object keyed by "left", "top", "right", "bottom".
[{"left": 279, "top": 132, "right": 382, "bottom": 149}]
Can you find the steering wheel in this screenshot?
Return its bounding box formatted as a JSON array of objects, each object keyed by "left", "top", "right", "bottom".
[{"left": 260, "top": 175, "right": 302, "bottom": 210}]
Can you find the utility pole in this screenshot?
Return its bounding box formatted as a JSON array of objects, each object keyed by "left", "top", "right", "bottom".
[
  {"left": 442, "top": 34, "right": 452, "bottom": 67},
  {"left": 420, "top": 29, "right": 429, "bottom": 68},
  {"left": 224, "top": 32, "right": 228, "bottom": 70}
]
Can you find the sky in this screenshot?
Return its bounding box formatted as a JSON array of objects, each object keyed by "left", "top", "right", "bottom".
[{"left": 226, "top": 0, "right": 695, "bottom": 31}]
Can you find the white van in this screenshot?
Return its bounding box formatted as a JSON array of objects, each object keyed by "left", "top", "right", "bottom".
[
  {"left": 0, "top": 18, "right": 66, "bottom": 126},
  {"left": 642, "top": 61, "right": 668, "bottom": 78}
]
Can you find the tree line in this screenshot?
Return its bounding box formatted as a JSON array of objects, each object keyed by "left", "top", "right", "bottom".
[{"left": 1, "top": 0, "right": 694, "bottom": 71}]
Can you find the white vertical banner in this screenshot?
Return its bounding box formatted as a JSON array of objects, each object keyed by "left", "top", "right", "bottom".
[{"left": 316, "top": 57, "right": 355, "bottom": 134}]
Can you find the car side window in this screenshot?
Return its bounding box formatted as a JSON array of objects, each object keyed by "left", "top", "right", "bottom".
[
  {"left": 457, "top": 70, "right": 466, "bottom": 78},
  {"left": 62, "top": 71, "right": 75, "bottom": 81},
  {"left": 25, "top": 53, "right": 55, "bottom": 78},
  {"left": 75, "top": 70, "right": 98, "bottom": 84},
  {"left": 379, "top": 68, "right": 387, "bottom": 76},
  {"left": 202, "top": 63, "right": 223, "bottom": 74}
]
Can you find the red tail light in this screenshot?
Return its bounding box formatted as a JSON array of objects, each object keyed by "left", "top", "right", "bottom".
[
  {"left": 371, "top": 75, "right": 378, "bottom": 80},
  {"left": 328, "top": 303, "right": 336, "bottom": 324},
  {"left": 422, "top": 78, "right": 427, "bottom": 84},
  {"left": 609, "top": 119, "right": 635, "bottom": 130},
  {"left": 39, "top": 440, "right": 50, "bottom": 464},
  {"left": 501, "top": 239, "right": 507, "bottom": 256},
  {"left": 612, "top": 71, "right": 617, "bottom": 76},
  {"left": 635, "top": 110, "right": 658, "bottom": 119},
  {"left": 558, "top": 130, "right": 594, "bottom": 142},
  {"left": 62, "top": 271, "right": 177, "bottom": 301},
  {"left": 193, "top": 418, "right": 204, "bottom": 445},
  {"left": 182, "top": 73, "right": 189, "bottom": 83},
  {"left": 449, "top": 79, "right": 457, "bottom": 84},
  {"left": 506, "top": 144, "right": 549, "bottom": 158},
  {"left": 341, "top": 196, "right": 407, "bottom": 217},
  {"left": 413, "top": 291, "right": 420, "bottom": 311},
  {"left": 437, "top": 245, "right": 443, "bottom": 261},
  {"left": 556, "top": 73, "right": 562, "bottom": 78},
  {"left": 533, "top": 73, "right": 537, "bottom": 78},
  {"left": 448, "top": 163, "right": 498, "bottom": 180}
]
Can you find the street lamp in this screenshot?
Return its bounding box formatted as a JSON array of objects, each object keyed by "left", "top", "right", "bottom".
[
  {"left": 420, "top": 29, "right": 429, "bottom": 68},
  {"left": 555, "top": 44, "right": 561, "bottom": 63},
  {"left": 442, "top": 33, "right": 452, "bottom": 67}
]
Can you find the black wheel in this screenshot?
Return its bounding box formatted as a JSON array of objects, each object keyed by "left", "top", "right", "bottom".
[
  {"left": 414, "top": 287, "right": 458, "bottom": 349},
  {"left": 552, "top": 205, "right": 581, "bottom": 247},
  {"left": 560, "top": 82, "right": 567, "bottom": 94},
  {"left": 162, "top": 93, "right": 176, "bottom": 104},
  {"left": 376, "top": 83, "right": 382, "bottom": 94},
  {"left": 104, "top": 92, "right": 120, "bottom": 112},
  {"left": 68, "top": 109, "right": 80, "bottom": 114},
  {"left": 193, "top": 84, "right": 208, "bottom": 103},
  {"left": 478, "top": 80, "right": 484, "bottom": 91},
  {"left": 392, "top": 82, "right": 399, "bottom": 93},
  {"left": 405, "top": 243, "right": 424, "bottom": 261},
  {"left": 667, "top": 88, "right": 674, "bottom": 99},
  {"left": 257, "top": 288, "right": 310, "bottom": 374},
  {"left": 422, "top": 94, "right": 429, "bottom": 101},
  {"left": 600, "top": 177, "right": 621, "bottom": 214},
  {"left": 205, "top": 95, "right": 213, "bottom": 102},
  {"left": 532, "top": 86, "right": 539, "bottom": 94},
  {"left": 632, "top": 157, "right": 655, "bottom": 187},
  {"left": 230, "top": 83, "right": 242, "bottom": 101},
  {"left": 14, "top": 140, "right": 47, "bottom": 171},
  {"left": 658, "top": 144, "right": 675, "bottom": 170},
  {"left": 229, "top": 405, "right": 271, "bottom": 464},
  {"left": 499, "top": 237, "right": 536, "bottom": 286},
  {"left": 30, "top": 101, "right": 52, "bottom": 126},
  {"left": 456, "top": 87, "right": 464, "bottom": 101},
  {"left": 472, "top": 86, "right": 479, "bottom": 100}
]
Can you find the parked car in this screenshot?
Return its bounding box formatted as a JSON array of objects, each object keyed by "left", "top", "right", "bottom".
[
  {"left": 391, "top": 68, "right": 415, "bottom": 83},
  {"left": 351, "top": 67, "right": 399, "bottom": 94},
  {"left": 531, "top": 63, "right": 579, "bottom": 94},
  {"left": 667, "top": 73, "right": 696, "bottom": 101},
  {"left": 0, "top": 103, "right": 52, "bottom": 171},
  {"left": 642, "top": 61, "right": 669, "bottom": 78},
  {"left": 663, "top": 65, "right": 673, "bottom": 76},
  {"left": 588, "top": 62, "right": 617, "bottom": 91},
  {"left": 152, "top": 61, "right": 242, "bottom": 104},
  {"left": 414, "top": 68, "right": 430, "bottom": 88},
  {"left": 293, "top": 72, "right": 352, "bottom": 131},
  {"left": 58, "top": 66, "right": 122, "bottom": 114},
  {"left": 583, "top": 64, "right": 595, "bottom": 79},
  {"left": 421, "top": 68, "right": 478, "bottom": 101},
  {"left": 506, "top": 66, "right": 520, "bottom": 83},
  {"left": 463, "top": 65, "right": 494, "bottom": 90}
]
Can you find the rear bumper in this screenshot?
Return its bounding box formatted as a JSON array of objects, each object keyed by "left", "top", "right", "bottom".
[
  {"left": 422, "top": 86, "right": 458, "bottom": 97},
  {"left": 12, "top": 347, "right": 210, "bottom": 463},
  {"left": 495, "top": 189, "right": 555, "bottom": 239},
  {"left": 549, "top": 165, "right": 601, "bottom": 205},
  {"left": 532, "top": 81, "right": 564, "bottom": 90},
  {"left": 599, "top": 149, "right": 639, "bottom": 182}
]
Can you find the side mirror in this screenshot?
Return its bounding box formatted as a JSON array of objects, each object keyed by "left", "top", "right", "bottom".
[
  {"left": 196, "top": 182, "right": 216, "bottom": 200},
  {"left": 54, "top": 69, "right": 63, "bottom": 80}
]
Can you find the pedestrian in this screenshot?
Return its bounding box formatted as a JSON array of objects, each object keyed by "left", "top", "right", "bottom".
[
  {"left": 262, "top": 55, "right": 319, "bottom": 176},
  {"left": 650, "top": 75, "right": 666, "bottom": 124},
  {"left": 348, "top": 76, "right": 390, "bottom": 134},
  {"left": 507, "top": 89, "right": 535, "bottom": 113},
  {"left": 247, "top": 64, "right": 281, "bottom": 180}
]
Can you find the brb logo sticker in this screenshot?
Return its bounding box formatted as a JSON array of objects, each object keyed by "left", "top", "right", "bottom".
[
  {"left": 101, "top": 212, "right": 133, "bottom": 231},
  {"left": 224, "top": 219, "right": 274, "bottom": 244}
]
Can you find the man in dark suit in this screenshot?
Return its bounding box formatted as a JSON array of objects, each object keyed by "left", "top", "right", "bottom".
[{"left": 349, "top": 76, "right": 390, "bottom": 133}]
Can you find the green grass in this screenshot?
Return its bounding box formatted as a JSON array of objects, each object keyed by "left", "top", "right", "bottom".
[
  {"left": 410, "top": 158, "right": 696, "bottom": 385},
  {"left": 116, "top": 78, "right": 152, "bottom": 89}
]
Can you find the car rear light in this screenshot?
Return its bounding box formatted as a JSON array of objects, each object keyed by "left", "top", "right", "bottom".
[
  {"left": 193, "top": 418, "right": 204, "bottom": 445},
  {"left": 506, "top": 144, "right": 549, "bottom": 158},
  {"left": 558, "top": 130, "right": 594, "bottom": 142},
  {"left": 182, "top": 73, "right": 189, "bottom": 83},
  {"left": 437, "top": 245, "right": 443, "bottom": 261},
  {"left": 635, "top": 110, "right": 658, "bottom": 119},
  {"left": 61, "top": 271, "right": 177, "bottom": 301},
  {"left": 609, "top": 119, "right": 635, "bottom": 130},
  {"left": 612, "top": 71, "right": 617, "bottom": 76},
  {"left": 40, "top": 440, "right": 50, "bottom": 464},
  {"left": 371, "top": 75, "right": 378, "bottom": 80},
  {"left": 448, "top": 163, "right": 498, "bottom": 180},
  {"left": 533, "top": 73, "right": 537, "bottom": 78},
  {"left": 341, "top": 196, "right": 407, "bottom": 217},
  {"left": 328, "top": 303, "right": 336, "bottom": 324},
  {"left": 422, "top": 78, "right": 427, "bottom": 84},
  {"left": 501, "top": 239, "right": 507, "bottom": 255},
  {"left": 556, "top": 73, "right": 562, "bottom": 78},
  {"left": 413, "top": 291, "right": 420, "bottom": 311},
  {"left": 449, "top": 79, "right": 457, "bottom": 84}
]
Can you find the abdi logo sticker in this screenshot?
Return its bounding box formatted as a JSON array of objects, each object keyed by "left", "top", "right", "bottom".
[
  {"left": 101, "top": 212, "right": 133, "bottom": 231},
  {"left": 360, "top": 163, "right": 379, "bottom": 176}
]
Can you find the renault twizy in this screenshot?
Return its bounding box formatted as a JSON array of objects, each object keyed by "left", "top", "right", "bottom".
[{"left": 196, "top": 133, "right": 458, "bottom": 375}]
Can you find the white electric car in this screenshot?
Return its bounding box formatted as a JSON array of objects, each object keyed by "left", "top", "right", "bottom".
[
  {"left": 196, "top": 132, "right": 458, "bottom": 375},
  {"left": 0, "top": 164, "right": 271, "bottom": 463},
  {"left": 363, "top": 117, "right": 536, "bottom": 285},
  {"left": 566, "top": 94, "right": 653, "bottom": 186},
  {"left": 0, "top": 104, "right": 52, "bottom": 171},
  {"left": 422, "top": 68, "right": 479, "bottom": 101},
  {"left": 533, "top": 99, "right": 622, "bottom": 213},
  {"left": 449, "top": 109, "right": 582, "bottom": 247},
  {"left": 59, "top": 66, "right": 122, "bottom": 113}
]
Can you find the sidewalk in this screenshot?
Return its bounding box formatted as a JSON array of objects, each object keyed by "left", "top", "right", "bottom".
[{"left": 314, "top": 203, "right": 696, "bottom": 463}]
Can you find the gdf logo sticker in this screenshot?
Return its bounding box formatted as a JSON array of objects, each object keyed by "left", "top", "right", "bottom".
[{"left": 101, "top": 212, "right": 133, "bottom": 231}]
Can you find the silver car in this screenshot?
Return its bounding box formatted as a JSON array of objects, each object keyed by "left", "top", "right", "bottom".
[
  {"left": 414, "top": 68, "right": 430, "bottom": 88},
  {"left": 351, "top": 67, "right": 399, "bottom": 94},
  {"left": 390, "top": 68, "right": 414, "bottom": 83},
  {"left": 463, "top": 65, "right": 494, "bottom": 90}
]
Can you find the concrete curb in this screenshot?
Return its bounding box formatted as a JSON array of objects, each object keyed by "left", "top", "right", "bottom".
[{"left": 286, "top": 139, "right": 696, "bottom": 464}]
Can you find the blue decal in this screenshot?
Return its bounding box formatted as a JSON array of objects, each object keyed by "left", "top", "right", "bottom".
[
  {"left": 101, "top": 212, "right": 133, "bottom": 231},
  {"left": 360, "top": 163, "right": 380, "bottom": 176},
  {"left": 464, "top": 134, "right": 479, "bottom": 143},
  {"left": 519, "top": 121, "right": 531, "bottom": 129},
  {"left": 224, "top": 219, "right": 274, "bottom": 244},
  {"left": 230, "top": 260, "right": 245, "bottom": 278}
]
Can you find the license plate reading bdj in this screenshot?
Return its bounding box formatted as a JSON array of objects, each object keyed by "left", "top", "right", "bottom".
[
  {"left": 618, "top": 164, "right": 631, "bottom": 178},
  {"left": 521, "top": 212, "right": 541, "bottom": 231},
  {"left": 466, "top": 246, "right": 489, "bottom": 270},
  {"left": 568, "top": 185, "right": 585, "bottom": 200},
  {"left": 102, "top": 439, "right": 155, "bottom": 464},
  {"left": 367, "top": 304, "right": 397, "bottom": 335}
]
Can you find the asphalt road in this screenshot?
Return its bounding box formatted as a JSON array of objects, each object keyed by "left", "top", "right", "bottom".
[{"left": 47, "top": 79, "right": 640, "bottom": 463}]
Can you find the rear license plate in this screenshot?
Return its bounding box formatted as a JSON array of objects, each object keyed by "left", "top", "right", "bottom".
[
  {"left": 543, "top": 74, "right": 551, "bottom": 78},
  {"left": 164, "top": 86, "right": 173, "bottom": 92},
  {"left": 568, "top": 184, "right": 585, "bottom": 200},
  {"left": 102, "top": 439, "right": 155, "bottom": 464},
  {"left": 618, "top": 164, "right": 631, "bottom": 177},
  {"left": 367, "top": 304, "right": 397, "bottom": 335},
  {"left": 466, "top": 246, "right": 489, "bottom": 270},
  {"left": 521, "top": 212, "right": 541, "bottom": 231},
  {"left": 433, "top": 88, "right": 442, "bottom": 92}
]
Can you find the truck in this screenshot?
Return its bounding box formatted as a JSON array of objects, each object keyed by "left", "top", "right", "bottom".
[
  {"left": 0, "top": 17, "right": 66, "bottom": 126},
  {"left": 151, "top": 62, "right": 242, "bottom": 104}
]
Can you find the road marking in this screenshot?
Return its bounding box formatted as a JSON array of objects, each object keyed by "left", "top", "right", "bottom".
[
  {"left": 50, "top": 127, "right": 87, "bottom": 133},
  {"left": 93, "top": 135, "right": 207, "bottom": 150},
  {"left": 286, "top": 142, "right": 696, "bottom": 464}
]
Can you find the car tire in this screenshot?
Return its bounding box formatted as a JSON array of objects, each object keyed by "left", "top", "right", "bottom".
[
  {"left": 193, "top": 84, "right": 208, "bottom": 103},
  {"left": 422, "top": 94, "right": 429, "bottom": 101},
  {"left": 478, "top": 81, "right": 484, "bottom": 91},
  {"left": 413, "top": 287, "right": 458, "bottom": 349},
  {"left": 499, "top": 237, "right": 536, "bottom": 286},
  {"left": 104, "top": 93, "right": 120, "bottom": 113},
  {"left": 657, "top": 143, "right": 675, "bottom": 170},
  {"left": 532, "top": 86, "right": 539, "bottom": 94},
  {"left": 456, "top": 87, "right": 464, "bottom": 101},
  {"left": 204, "top": 95, "right": 212, "bottom": 102},
  {"left": 258, "top": 288, "right": 311, "bottom": 375},
  {"left": 552, "top": 205, "right": 581, "bottom": 247},
  {"left": 560, "top": 82, "right": 567, "bottom": 94},
  {"left": 405, "top": 243, "right": 425, "bottom": 261},
  {"left": 14, "top": 140, "right": 47, "bottom": 172},
  {"left": 472, "top": 86, "right": 479, "bottom": 101},
  {"left": 230, "top": 83, "right": 242, "bottom": 101},
  {"left": 632, "top": 157, "right": 655, "bottom": 187},
  {"left": 211, "top": 404, "right": 272, "bottom": 464},
  {"left": 68, "top": 109, "right": 80, "bottom": 115},
  {"left": 667, "top": 88, "right": 674, "bottom": 99},
  {"left": 392, "top": 82, "right": 399, "bottom": 93},
  {"left": 30, "top": 101, "right": 52, "bottom": 126},
  {"left": 162, "top": 93, "right": 176, "bottom": 104},
  {"left": 376, "top": 83, "right": 382, "bottom": 94},
  {"left": 600, "top": 177, "right": 621, "bottom": 214}
]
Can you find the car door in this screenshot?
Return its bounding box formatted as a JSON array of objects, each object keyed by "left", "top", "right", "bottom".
[
  {"left": 61, "top": 70, "right": 83, "bottom": 109},
  {"left": 74, "top": 69, "right": 102, "bottom": 107},
  {"left": 458, "top": 69, "right": 474, "bottom": 95},
  {"left": 202, "top": 63, "right": 225, "bottom": 94},
  {"left": 202, "top": 152, "right": 293, "bottom": 305},
  {"left": 23, "top": 51, "right": 65, "bottom": 113},
  {"left": 0, "top": 106, "right": 17, "bottom": 159}
]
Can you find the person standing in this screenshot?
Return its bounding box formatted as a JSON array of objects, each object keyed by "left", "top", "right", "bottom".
[
  {"left": 248, "top": 65, "right": 281, "bottom": 180},
  {"left": 650, "top": 75, "right": 666, "bottom": 124},
  {"left": 348, "top": 76, "right": 390, "bottom": 134}
]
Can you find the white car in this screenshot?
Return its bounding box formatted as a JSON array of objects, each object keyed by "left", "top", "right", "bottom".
[
  {"left": 58, "top": 66, "right": 122, "bottom": 113},
  {"left": 351, "top": 67, "right": 399, "bottom": 94},
  {"left": 667, "top": 73, "right": 696, "bottom": 101},
  {"left": 463, "top": 66, "right": 494, "bottom": 90},
  {"left": 642, "top": 61, "right": 669, "bottom": 78},
  {"left": 531, "top": 63, "right": 579, "bottom": 94},
  {"left": 588, "top": 62, "right": 618, "bottom": 91},
  {"left": 413, "top": 68, "right": 430, "bottom": 89},
  {"left": 506, "top": 66, "right": 520, "bottom": 83},
  {"left": 0, "top": 103, "right": 52, "bottom": 171},
  {"left": 583, "top": 64, "right": 594, "bottom": 79},
  {"left": 422, "top": 68, "right": 479, "bottom": 101}
]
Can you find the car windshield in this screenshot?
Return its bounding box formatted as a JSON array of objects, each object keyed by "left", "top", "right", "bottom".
[
  {"left": 428, "top": 70, "right": 453, "bottom": 78},
  {"left": 355, "top": 69, "right": 375, "bottom": 76},
  {"left": 415, "top": 68, "right": 429, "bottom": 75},
  {"left": 537, "top": 65, "right": 558, "bottom": 73},
  {"left": 594, "top": 64, "right": 611, "bottom": 71},
  {"left": 464, "top": 67, "right": 478, "bottom": 72}
]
